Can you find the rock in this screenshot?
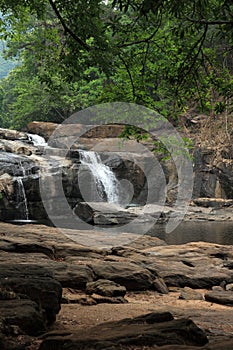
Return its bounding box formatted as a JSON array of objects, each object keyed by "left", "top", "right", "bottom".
[
  {"left": 226, "top": 283, "right": 233, "bottom": 291},
  {"left": 153, "top": 276, "right": 169, "bottom": 294},
  {"left": 88, "top": 260, "right": 155, "bottom": 291},
  {"left": 39, "top": 312, "right": 208, "bottom": 349},
  {"left": 86, "top": 279, "right": 126, "bottom": 297},
  {"left": 143, "top": 242, "right": 233, "bottom": 289},
  {"left": 0, "top": 299, "right": 46, "bottom": 335},
  {"left": 127, "top": 235, "right": 167, "bottom": 249},
  {"left": 0, "top": 139, "right": 33, "bottom": 155},
  {"left": 205, "top": 290, "right": 233, "bottom": 305},
  {"left": 27, "top": 121, "right": 58, "bottom": 140},
  {"left": 27, "top": 122, "right": 126, "bottom": 144},
  {"left": 193, "top": 198, "right": 233, "bottom": 208},
  {"left": 179, "top": 287, "right": 203, "bottom": 300},
  {"left": 192, "top": 147, "right": 233, "bottom": 200},
  {"left": 74, "top": 201, "right": 137, "bottom": 225},
  {"left": 212, "top": 285, "right": 224, "bottom": 292},
  {"left": 91, "top": 293, "right": 127, "bottom": 304},
  {"left": 93, "top": 211, "right": 138, "bottom": 225},
  {"left": 0, "top": 262, "right": 62, "bottom": 324},
  {"left": 0, "top": 128, "right": 28, "bottom": 141},
  {"left": 73, "top": 201, "right": 95, "bottom": 223}
]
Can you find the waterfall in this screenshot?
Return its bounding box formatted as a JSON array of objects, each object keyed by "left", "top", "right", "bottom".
[
  {"left": 79, "top": 151, "right": 119, "bottom": 203},
  {"left": 28, "top": 133, "right": 47, "bottom": 146},
  {"left": 16, "top": 178, "right": 29, "bottom": 220}
]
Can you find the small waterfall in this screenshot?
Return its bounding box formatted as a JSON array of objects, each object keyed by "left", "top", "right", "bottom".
[
  {"left": 28, "top": 133, "right": 47, "bottom": 146},
  {"left": 16, "top": 178, "right": 29, "bottom": 220},
  {"left": 79, "top": 151, "right": 119, "bottom": 203}
]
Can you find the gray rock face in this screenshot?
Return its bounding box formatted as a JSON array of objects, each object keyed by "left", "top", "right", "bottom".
[
  {"left": 0, "top": 123, "right": 233, "bottom": 224},
  {"left": 192, "top": 147, "right": 233, "bottom": 199}
]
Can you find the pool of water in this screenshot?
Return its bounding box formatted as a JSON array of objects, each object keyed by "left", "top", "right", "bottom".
[{"left": 148, "top": 221, "right": 233, "bottom": 245}]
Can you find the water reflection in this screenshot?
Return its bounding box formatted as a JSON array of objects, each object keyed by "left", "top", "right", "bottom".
[{"left": 149, "top": 221, "right": 233, "bottom": 245}]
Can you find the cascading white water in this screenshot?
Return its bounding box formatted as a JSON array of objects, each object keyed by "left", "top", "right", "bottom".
[
  {"left": 16, "top": 178, "right": 29, "bottom": 220},
  {"left": 28, "top": 133, "right": 47, "bottom": 146},
  {"left": 79, "top": 151, "right": 119, "bottom": 203}
]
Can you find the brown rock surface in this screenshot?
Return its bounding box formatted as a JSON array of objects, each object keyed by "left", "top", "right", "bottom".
[
  {"left": 0, "top": 222, "right": 233, "bottom": 349},
  {"left": 39, "top": 312, "right": 208, "bottom": 350}
]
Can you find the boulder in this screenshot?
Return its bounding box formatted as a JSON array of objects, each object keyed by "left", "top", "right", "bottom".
[
  {"left": 88, "top": 260, "right": 155, "bottom": 290},
  {"left": 205, "top": 290, "right": 233, "bottom": 305},
  {"left": 27, "top": 121, "right": 58, "bottom": 140},
  {"left": 86, "top": 279, "right": 126, "bottom": 297},
  {"left": 179, "top": 287, "right": 203, "bottom": 300},
  {"left": 39, "top": 312, "right": 208, "bottom": 349},
  {"left": 226, "top": 283, "right": 233, "bottom": 291},
  {"left": 0, "top": 299, "right": 46, "bottom": 336},
  {"left": 0, "top": 128, "right": 28, "bottom": 141},
  {"left": 0, "top": 262, "right": 62, "bottom": 324}
]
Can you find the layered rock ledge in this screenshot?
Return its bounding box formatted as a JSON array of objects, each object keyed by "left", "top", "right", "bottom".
[{"left": 1, "top": 222, "right": 233, "bottom": 349}]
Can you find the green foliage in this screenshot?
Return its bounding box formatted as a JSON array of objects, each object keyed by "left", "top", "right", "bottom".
[{"left": 0, "top": 0, "right": 232, "bottom": 129}]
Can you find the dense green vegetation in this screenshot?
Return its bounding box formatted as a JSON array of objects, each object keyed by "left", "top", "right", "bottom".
[
  {"left": 0, "top": 0, "right": 232, "bottom": 129},
  {"left": 0, "top": 55, "right": 15, "bottom": 79}
]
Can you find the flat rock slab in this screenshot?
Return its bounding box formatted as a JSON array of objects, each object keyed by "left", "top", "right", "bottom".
[
  {"left": 143, "top": 241, "right": 233, "bottom": 289},
  {"left": 39, "top": 312, "right": 208, "bottom": 350},
  {"left": 205, "top": 290, "right": 233, "bottom": 305}
]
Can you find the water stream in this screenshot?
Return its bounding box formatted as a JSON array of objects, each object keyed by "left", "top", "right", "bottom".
[
  {"left": 79, "top": 151, "right": 120, "bottom": 203},
  {"left": 28, "top": 133, "right": 47, "bottom": 146},
  {"left": 16, "top": 178, "right": 29, "bottom": 220}
]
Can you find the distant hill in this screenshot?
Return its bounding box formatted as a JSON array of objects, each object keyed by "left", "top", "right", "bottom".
[{"left": 0, "top": 42, "right": 17, "bottom": 79}]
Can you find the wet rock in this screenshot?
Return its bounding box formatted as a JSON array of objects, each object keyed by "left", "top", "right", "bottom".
[
  {"left": 39, "top": 312, "right": 208, "bottom": 349},
  {"left": 205, "top": 290, "right": 233, "bottom": 305},
  {"left": 0, "top": 128, "right": 28, "bottom": 141},
  {"left": 86, "top": 279, "right": 126, "bottom": 297},
  {"left": 179, "top": 287, "right": 203, "bottom": 300}
]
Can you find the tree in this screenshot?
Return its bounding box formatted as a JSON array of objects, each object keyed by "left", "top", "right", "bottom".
[{"left": 0, "top": 0, "right": 232, "bottom": 129}]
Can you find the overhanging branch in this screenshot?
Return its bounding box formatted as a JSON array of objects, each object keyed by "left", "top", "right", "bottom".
[{"left": 48, "top": 0, "right": 90, "bottom": 50}]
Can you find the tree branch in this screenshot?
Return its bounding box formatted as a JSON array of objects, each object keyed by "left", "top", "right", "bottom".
[
  {"left": 118, "top": 19, "right": 162, "bottom": 48},
  {"left": 48, "top": 0, "right": 90, "bottom": 50},
  {"left": 119, "top": 54, "right": 136, "bottom": 99},
  {"left": 186, "top": 17, "right": 233, "bottom": 25}
]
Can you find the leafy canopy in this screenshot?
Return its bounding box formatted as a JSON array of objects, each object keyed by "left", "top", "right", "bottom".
[{"left": 0, "top": 0, "right": 232, "bottom": 128}]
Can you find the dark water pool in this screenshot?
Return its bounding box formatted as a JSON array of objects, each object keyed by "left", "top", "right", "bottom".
[{"left": 149, "top": 221, "right": 233, "bottom": 245}]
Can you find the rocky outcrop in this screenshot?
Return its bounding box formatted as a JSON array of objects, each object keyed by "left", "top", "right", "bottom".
[
  {"left": 0, "top": 123, "right": 232, "bottom": 223},
  {"left": 192, "top": 147, "right": 233, "bottom": 199},
  {"left": 39, "top": 312, "right": 208, "bottom": 350},
  {"left": 0, "top": 222, "right": 233, "bottom": 348}
]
